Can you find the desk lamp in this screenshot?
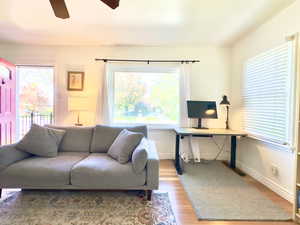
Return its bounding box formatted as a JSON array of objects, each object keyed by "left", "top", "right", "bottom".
[{"left": 220, "top": 95, "right": 230, "bottom": 129}]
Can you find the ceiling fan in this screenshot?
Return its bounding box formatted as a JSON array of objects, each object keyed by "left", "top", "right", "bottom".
[{"left": 49, "top": 0, "right": 120, "bottom": 19}]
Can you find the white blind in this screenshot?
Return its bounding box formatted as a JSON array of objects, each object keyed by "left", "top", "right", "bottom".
[{"left": 243, "top": 42, "right": 294, "bottom": 146}]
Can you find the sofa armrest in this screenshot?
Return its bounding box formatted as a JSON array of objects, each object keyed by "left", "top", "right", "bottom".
[
  {"left": 145, "top": 140, "right": 159, "bottom": 189},
  {"left": 0, "top": 143, "right": 31, "bottom": 172}
]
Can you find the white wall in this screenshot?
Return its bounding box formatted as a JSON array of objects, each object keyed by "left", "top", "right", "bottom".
[
  {"left": 231, "top": 0, "right": 300, "bottom": 202},
  {"left": 0, "top": 44, "right": 231, "bottom": 160}
]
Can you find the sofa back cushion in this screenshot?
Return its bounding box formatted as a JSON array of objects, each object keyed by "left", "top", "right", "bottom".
[
  {"left": 91, "top": 125, "right": 148, "bottom": 153},
  {"left": 46, "top": 125, "right": 94, "bottom": 152}
]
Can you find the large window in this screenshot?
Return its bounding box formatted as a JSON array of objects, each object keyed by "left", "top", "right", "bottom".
[
  {"left": 108, "top": 65, "right": 181, "bottom": 126},
  {"left": 243, "top": 41, "right": 296, "bottom": 147}
]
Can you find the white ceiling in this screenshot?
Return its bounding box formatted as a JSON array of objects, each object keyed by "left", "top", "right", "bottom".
[{"left": 0, "top": 0, "right": 295, "bottom": 46}]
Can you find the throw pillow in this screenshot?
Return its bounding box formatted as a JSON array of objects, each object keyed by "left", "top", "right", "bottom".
[
  {"left": 132, "top": 138, "right": 148, "bottom": 174},
  {"left": 108, "top": 129, "right": 144, "bottom": 164},
  {"left": 90, "top": 125, "right": 148, "bottom": 153},
  {"left": 16, "top": 124, "right": 66, "bottom": 157}
]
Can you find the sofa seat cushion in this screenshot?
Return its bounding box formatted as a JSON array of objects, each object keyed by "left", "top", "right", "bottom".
[
  {"left": 71, "top": 153, "right": 146, "bottom": 188},
  {"left": 0, "top": 152, "right": 89, "bottom": 187},
  {"left": 46, "top": 125, "right": 94, "bottom": 152}
]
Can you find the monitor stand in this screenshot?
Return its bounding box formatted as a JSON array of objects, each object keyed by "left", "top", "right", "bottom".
[{"left": 193, "top": 118, "right": 208, "bottom": 129}]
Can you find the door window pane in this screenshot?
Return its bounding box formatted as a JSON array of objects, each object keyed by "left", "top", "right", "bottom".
[{"left": 17, "top": 66, "right": 54, "bottom": 137}]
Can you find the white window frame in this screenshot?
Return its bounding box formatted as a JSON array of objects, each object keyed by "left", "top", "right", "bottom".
[
  {"left": 242, "top": 40, "right": 297, "bottom": 151},
  {"left": 106, "top": 63, "right": 183, "bottom": 129}
]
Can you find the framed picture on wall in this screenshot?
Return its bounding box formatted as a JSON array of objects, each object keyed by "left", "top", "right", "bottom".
[{"left": 67, "top": 71, "right": 84, "bottom": 91}]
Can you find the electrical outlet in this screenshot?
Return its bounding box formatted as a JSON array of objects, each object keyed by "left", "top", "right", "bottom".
[{"left": 271, "top": 164, "right": 279, "bottom": 177}]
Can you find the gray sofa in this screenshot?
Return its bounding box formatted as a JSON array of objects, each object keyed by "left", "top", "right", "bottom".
[{"left": 0, "top": 125, "right": 159, "bottom": 200}]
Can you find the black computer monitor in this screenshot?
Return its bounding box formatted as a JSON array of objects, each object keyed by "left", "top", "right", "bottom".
[{"left": 187, "top": 101, "right": 218, "bottom": 129}]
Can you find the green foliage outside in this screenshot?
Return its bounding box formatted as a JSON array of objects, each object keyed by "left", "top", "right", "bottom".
[
  {"left": 18, "top": 67, "right": 54, "bottom": 116},
  {"left": 114, "top": 72, "right": 179, "bottom": 124}
]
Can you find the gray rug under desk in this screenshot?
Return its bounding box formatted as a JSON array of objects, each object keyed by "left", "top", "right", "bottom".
[{"left": 179, "top": 161, "right": 292, "bottom": 221}]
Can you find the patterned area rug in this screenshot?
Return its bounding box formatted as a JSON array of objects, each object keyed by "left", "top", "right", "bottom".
[{"left": 0, "top": 190, "right": 176, "bottom": 225}]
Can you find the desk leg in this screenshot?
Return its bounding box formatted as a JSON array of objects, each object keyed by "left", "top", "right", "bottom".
[
  {"left": 175, "top": 134, "right": 183, "bottom": 175},
  {"left": 230, "top": 136, "right": 237, "bottom": 169}
]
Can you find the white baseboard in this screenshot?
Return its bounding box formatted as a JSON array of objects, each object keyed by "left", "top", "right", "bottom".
[{"left": 237, "top": 160, "right": 293, "bottom": 203}]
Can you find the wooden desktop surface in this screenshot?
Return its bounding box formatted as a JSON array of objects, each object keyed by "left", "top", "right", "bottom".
[{"left": 174, "top": 127, "right": 247, "bottom": 136}]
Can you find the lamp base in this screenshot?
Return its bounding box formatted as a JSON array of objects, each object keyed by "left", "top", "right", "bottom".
[
  {"left": 75, "top": 112, "right": 83, "bottom": 126},
  {"left": 225, "top": 105, "right": 230, "bottom": 130}
]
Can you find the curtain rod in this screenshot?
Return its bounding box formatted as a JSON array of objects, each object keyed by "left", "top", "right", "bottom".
[{"left": 95, "top": 58, "right": 200, "bottom": 64}]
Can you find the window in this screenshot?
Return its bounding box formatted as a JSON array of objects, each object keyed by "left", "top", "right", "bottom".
[
  {"left": 243, "top": 41, "right": 296, "bottom": 147},
  {"left": 108, "top": 65, "right": 181, "bottom": 126}
]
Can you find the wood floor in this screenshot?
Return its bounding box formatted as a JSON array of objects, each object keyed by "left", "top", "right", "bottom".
[
  {"left": 1, "top": 160, "right": 296, "bottom": 225},
  {"left": 157, "top": 160, "right": 295, "bottom": 225}
]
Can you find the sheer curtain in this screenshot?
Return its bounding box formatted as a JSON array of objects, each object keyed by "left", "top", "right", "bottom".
[
  {"left": 179, "top": 63, "right": 200, "bottom": 162},
  {"left": 96, "top": 62, "right": 112, "bottom": 125},
  {"left": 179, "top": 64, "right": 191, "bottom": 127}
]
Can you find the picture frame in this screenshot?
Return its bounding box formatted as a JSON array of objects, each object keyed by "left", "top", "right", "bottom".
[{"left": 67, "top": 71, "right": 84, "bottom": 91}]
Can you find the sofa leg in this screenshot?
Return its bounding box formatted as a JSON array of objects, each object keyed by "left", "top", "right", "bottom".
[{"left": 146, "top": 190, "right": 152, "bottom": 201}]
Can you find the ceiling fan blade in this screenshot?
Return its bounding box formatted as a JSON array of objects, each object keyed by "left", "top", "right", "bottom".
[
  {"left": 49, "top": 0, "right": 70, "bottom": 19},
  {"left": 101, "top": 0, "right": 120, "bottom": 9}
]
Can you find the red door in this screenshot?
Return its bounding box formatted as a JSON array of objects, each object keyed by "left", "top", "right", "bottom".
[{"left": 0, "top": 58, "right": 16, "bottom": 145}]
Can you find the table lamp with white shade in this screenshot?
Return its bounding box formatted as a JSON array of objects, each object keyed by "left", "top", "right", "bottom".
[{"left": 68, "top": 97, "right": 89, "bottom": 126}]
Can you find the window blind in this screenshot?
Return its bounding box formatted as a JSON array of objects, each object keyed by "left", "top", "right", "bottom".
[{"left": 243, "top": 42, "right": 295, "bottom": 146}]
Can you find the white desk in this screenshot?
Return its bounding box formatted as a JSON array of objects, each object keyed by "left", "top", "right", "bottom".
[{"left": 173, "top": 128, "right": 247, "bottom": 175}]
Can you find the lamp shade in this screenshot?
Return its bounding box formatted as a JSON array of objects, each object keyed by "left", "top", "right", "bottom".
[
  {"left": 68, "top": 97, "right": 89, "bottom": 111},
  {"left": 220, "top": 95, "right": 230, "bottom": 105}
]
